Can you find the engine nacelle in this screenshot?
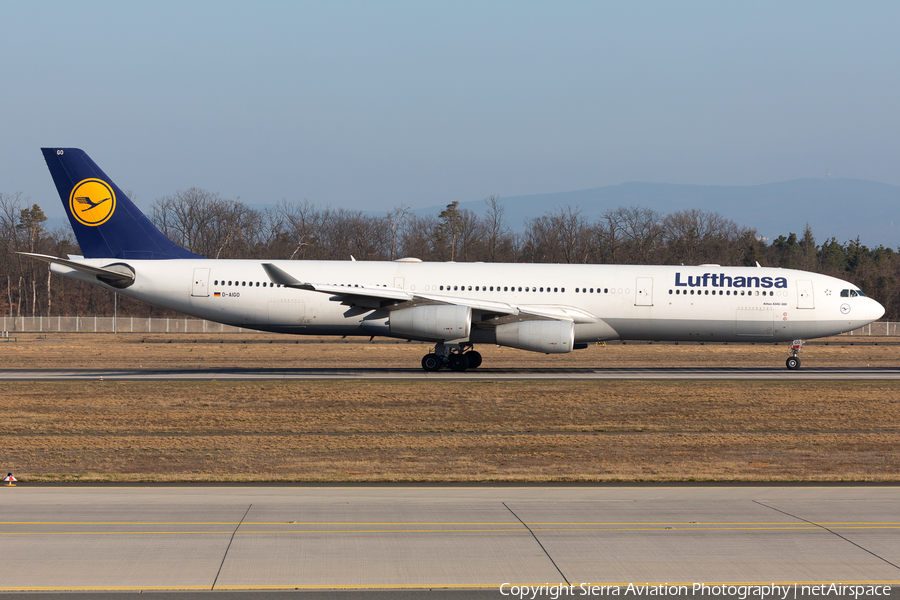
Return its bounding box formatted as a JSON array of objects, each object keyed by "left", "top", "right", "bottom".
[
  {"left": 495, "top": 320, "right": 574, "bottom": 353},
  {"left": 389, "top": 305, "right": 472, "bottom": 340}
]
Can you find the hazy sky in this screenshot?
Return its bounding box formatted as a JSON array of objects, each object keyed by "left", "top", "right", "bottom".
[{"left": 3, "top": 1, "right": 899, "bottom": 218}]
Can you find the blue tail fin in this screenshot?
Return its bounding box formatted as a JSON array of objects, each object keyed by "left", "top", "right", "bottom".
[{"left": 41, "top": 148, "right": 204, "bottom": 259}]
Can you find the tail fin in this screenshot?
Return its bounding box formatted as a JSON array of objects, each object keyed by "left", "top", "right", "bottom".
[{"left": 41, "top": 148, "right": 203, "bottom": 259}]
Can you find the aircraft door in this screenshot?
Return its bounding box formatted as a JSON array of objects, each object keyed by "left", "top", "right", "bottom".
[
  {"left": 796, "top": 280, "right": 814, "bottom": 309},
  {"left": 393, "top": 277, "right": 405, "bottom": 290},
  {"left": 191, "top": 268, "right": 210, "bottom": 297},
  {"left": 635, "top": 277, "right": 653, "bottom": 306}
]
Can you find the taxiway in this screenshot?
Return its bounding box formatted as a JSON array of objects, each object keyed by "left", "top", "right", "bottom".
[
  {"left": 1, "top": 486, "right": 898, "bottom": 592},
  {"left": 2, "top": 367, "right": 900, "bottom": 381}
]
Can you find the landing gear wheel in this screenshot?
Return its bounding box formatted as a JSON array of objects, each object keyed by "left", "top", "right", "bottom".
[
  {"left": 448, "top": 353, "right": 469, "bottom": 372},
  {"left": 786, "top": 356, "right": 801, "bottom": 370},
  {"left": 421, "top": 354, "right": 442, "bottom": 371},
  {"left": 464, "top": 350, "right": 482, "bottom": 369}
]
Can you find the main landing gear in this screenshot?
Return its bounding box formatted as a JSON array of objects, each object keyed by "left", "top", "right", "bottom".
[
  {"left": 786, "top": 339, "right": 803, "bottom": 370},
  {"left": 421, "top": 343, "right": 482, "bottom": 372}
]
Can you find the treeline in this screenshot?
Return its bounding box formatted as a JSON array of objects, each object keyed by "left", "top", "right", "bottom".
[{"left": 2, "top": 189, "right": 898, "bottom": 320}]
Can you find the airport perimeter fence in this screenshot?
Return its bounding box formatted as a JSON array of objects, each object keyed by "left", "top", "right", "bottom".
[
  {"left": 1, "top": 316, "right": 898, "bottom": 337},
  {"left": 0, "top": 316, "right": 246, "bottom": 334}
]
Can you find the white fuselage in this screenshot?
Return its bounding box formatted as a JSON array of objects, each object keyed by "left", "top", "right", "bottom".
[{"left": 51, "top": 259, "right": 885, "bottom": 347}]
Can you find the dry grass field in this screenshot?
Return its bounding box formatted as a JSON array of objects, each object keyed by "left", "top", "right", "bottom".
[
  {"left": 1, "top": 333, "right": 898, "bottom": 482},
  {"left": 1, "top": 331, "right": 897, "bottom": 369}
]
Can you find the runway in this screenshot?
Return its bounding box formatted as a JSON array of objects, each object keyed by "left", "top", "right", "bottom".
[
  {"left": 1, "top": 485, "right": 898, "bottom": 593},
  {"left": 2, "top": 366, "right": 900, "bottom": 381}
]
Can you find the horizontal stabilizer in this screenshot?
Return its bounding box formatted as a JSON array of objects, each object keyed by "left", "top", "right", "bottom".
[{"left": 19, "top": 253, "right": 135, "bottom": 283}]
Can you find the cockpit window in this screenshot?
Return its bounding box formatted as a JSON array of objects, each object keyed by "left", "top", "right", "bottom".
[
  {"left": 856, "top": 289, "right": 866, "bottom": 297},
  {"left": 840, "top": 290, "right": 849, "bottom": 297}
]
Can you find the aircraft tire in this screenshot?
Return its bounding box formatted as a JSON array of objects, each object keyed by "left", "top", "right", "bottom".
[
  {"left": 464, "top": 350, "right": 482, "bottom": 369},
  {"left": 786, "top": 356, "right": 800, "bottom": 370},
  {"left": 422, "top": 354, "right": 442, "bottom": 371},
  {"left": 448, "top": 353, "right": 469, "bottom": 372}
]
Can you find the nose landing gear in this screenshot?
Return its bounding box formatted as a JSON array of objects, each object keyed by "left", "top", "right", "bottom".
[{"left": 786, "top": 339, "right": 803, "bottom": 370}]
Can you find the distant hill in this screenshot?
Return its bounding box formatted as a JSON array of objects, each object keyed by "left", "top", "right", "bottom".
[{"left": 419, "top": 178, "right": 900, "bottom": 249}]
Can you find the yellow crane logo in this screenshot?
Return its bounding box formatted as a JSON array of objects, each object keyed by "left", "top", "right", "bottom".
[{"left": 68, "top": 179, "right": 116, "bottom": 226}]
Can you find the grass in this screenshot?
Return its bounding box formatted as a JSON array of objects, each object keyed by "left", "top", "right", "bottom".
[
  {"left": 1, "top": 332, "right": 898, "bottom": 369},
  {"left": 2, "top": 379, "right": 898, "bottom": 482}
]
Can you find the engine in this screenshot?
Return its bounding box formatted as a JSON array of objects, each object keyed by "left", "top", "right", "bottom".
[
  {"left": 495, "top": 320, "right": 574, "bottom": 353},
  {"left": 389, "top": 305, "right": 472, "bottom": 340}
]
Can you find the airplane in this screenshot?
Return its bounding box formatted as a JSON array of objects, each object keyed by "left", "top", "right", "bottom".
[{"left": 23, "top": 148, "right": 885, "bottom": 371}]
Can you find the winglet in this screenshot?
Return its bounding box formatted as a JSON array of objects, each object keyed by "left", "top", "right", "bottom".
[{"left": 262, "top": 263, "right": 313, "bottom": 289}]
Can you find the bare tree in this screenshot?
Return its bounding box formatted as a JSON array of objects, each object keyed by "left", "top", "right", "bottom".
[
  {"left": 481, "top": 195, "right": 514, "bottom": 262},
  {"left": 387, "top": 205, "right": 411, "bottom": 261},
  {"left": 603, "top": 206, "right": 664, "bottom": 264},
  {"left": 663, "top": 209, "right": 744, "bottom": 265}
]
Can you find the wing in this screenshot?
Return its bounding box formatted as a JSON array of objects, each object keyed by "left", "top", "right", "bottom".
[{"left": 261, "top": 263, "right": 600, "bottom": 327}]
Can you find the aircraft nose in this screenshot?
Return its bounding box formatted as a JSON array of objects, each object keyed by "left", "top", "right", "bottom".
[{"left": 872, "top": 299, "right": 886, "bottom": 321}]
